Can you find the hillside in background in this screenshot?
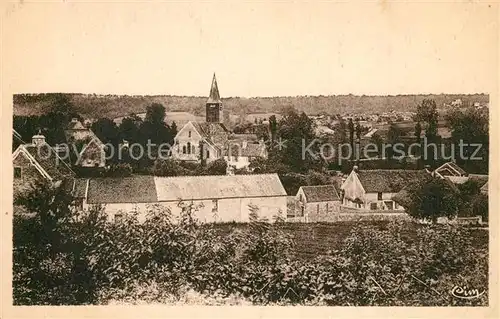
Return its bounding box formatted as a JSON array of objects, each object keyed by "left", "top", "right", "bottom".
[{"left": 13, "top": 93, "right": 489, "bottom": 119}]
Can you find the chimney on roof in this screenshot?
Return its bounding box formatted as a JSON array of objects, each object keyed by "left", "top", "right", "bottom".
[{"left": 32, "top": 132, "right": 46, "bottom": 146}]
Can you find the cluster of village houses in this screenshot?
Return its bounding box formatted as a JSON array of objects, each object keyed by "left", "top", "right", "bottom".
[{"left": 12, "top": 75, "right": 488, "bottom": 223}]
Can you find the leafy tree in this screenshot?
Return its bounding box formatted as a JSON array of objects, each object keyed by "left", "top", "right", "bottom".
[
  {"left": 269, "top": 115, "right": 278, "bottom": 143},
  {"left": 386, "top": 123, "right": 403, "bottom": 160},
  {"left": 387, "top": 123, "right": 402, "bottom": 145},
  {"left": 103, "top": 163, "right": 133, "bottom": 177},
  {"left": 457, "top": 179, "right": 481, "bottom": 198},
  {"left": 145, "top": 103, "right": 167, "bottom": 125},
  {"left": 425, "top": 117, "right": 438, "bottom": 140},
  {"left": 253, "top": 124, "right": 270, "bottom": 142},
  {"left": 171, "top": 121, "right": 178, "bottom": 138},
  {"left": 277, "top": 108, "right": 319, "bottom": 172},
  {"left": 140, "top": 103, "right": 176, "bottom": 148},
  {"left": 278, "top": 172, "right": 308, "bottom": 195},
  {"left": 355, "top": 119, "right": 361, "bottom": 140},
  {"left": 414, "top": 122, "right": 422, "bottom": 144},
  {"left": 305, "top": 170, "right": 331, "bottom": 186},
  {"left": 248, "top": 154, "right": 289, "bottom": 174},
  {"left": 348, "top": 118, "right": 355, "bottom": 152},
  {"left": 91, "top": 118, "right": 119, "bottom": 146},
  {"left": 203, "top": 158, "right": 228, "bottom": 175},
  {"left": 332, "top": 118, "right": 348, "bottom": 144},
  {"left": 370, "top": 133, "right": 383, "bottom": 157},
  {"left": 153, "top": 158, "right": 185, "bottom": 176},
  {"left": 446, "top": 108, "right": 489, "bottom": 173},
  {"left": 395, "top": 177, "right": 461, "bottom": 223},
  {"left": 119, "top": 115, "right": 142, "bottom": 143},
  {"left": 471, "top": 193, "right": 488, "bottom": 222},
  {"left": 415, "top": 99, "right": 438, "bottom": 124},
  {"left": 415, "top": 99, "right": 439, "bottom": 144},
  {"left": 13, "top": 179, "right": 104, "bottom": 304}
]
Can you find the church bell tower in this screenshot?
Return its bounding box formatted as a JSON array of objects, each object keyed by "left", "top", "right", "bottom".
[{"left": 206, "top": 73, "right": 223, "bottom": 123}]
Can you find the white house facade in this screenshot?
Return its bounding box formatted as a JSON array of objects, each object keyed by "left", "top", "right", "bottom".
[
  {"left": 340, "top": 167, "right": 429, "bottom": 211},
  {"left": 76, "top": 173, "right": 287, "bottom": 222}
]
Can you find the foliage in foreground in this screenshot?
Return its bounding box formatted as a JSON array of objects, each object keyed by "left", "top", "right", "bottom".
[{"left": 13, "top": 182, "right": 488, "bottom": 306}]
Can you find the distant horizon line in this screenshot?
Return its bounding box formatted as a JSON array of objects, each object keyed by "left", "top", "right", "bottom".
[{"left": 13, "top": 92, "right": 490, "bottom": 99}]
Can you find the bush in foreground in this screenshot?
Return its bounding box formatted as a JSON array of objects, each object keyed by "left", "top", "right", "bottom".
[{"left": 13, "top": 182, "right": 488, "bottom": 306}]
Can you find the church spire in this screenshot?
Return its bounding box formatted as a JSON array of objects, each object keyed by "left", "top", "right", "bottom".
[{"left": 207, "top": 73, "right": 222, "bottom": 104}]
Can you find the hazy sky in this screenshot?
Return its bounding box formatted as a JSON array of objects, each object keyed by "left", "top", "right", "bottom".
[{"left": 2, "top": 2, "right": 498, "bottom": 97}]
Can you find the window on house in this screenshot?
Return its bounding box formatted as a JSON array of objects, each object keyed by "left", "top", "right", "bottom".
[
  {"left": 377, "top": 192, "right": 383, "bottom": 200},
  {"left": 301, "top": 206, "right": 305, "bottom": 217},
  {"left": 187, "top": 142, "right": 191, "bottom": 154},
  {"left": 188, "top": 131, "right": 191, "bottom": 138},
  {"left": 384, "top": 200, "right": 394, "bottom": 210},
  {"left": 182, "top": 145, "right": 187, "bottom": 154},
  {"left": 317, "top": 204, "right": 320, "bottom": 214},
  {"left": 370, "top": 202, "right": 378, "bottom": 210},
  {"left": 326, "top": 202, "right": 329, "bottom": 212},
  {"left": 14, "top": 167, "right": 22, "bottom": 179},
  {"left": 212, "top": 199, "right": 218, "bottom": 212},
  {"left": 192, "top": 145, "right": 195, "bottom": 154},
  {"left": 206, "top": 150, "right": 210, "bottom": 159}
]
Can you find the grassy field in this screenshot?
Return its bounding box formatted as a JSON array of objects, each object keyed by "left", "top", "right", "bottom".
[{"left": 210, "top": 221, "right": 489, "bottom": 260}]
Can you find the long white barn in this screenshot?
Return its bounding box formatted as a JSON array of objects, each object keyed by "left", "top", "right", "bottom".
[{"left": 73, "top": 174, "right": 287, "bottom": 223}]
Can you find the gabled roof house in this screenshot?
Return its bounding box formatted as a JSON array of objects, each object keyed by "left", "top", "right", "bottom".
[
  {"left": 76, "top": 173, "right": 287, "bottom": 223},
  {"left": 340, "top": 166, "right": 430, "bottom": 211},
  {"left": 13, "top": 134, "right": 75, "bottom": 194}
]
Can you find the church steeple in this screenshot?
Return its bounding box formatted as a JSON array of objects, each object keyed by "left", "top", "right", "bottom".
[
  {"left": 206, "top": 73, "right": 223, "bottom": 123},
  {"left": 207, "top": 73, "right": 222, "bottom": 104}
]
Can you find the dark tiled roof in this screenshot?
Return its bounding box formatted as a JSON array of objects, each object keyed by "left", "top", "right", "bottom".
[
  {"left": 481, "top": 181, "right": 488, "bottom": 193},
  {"left": 357, "top": 169, "right": 430, "bottom": 193},
  {"left": 229, "top": 134, "right": 259, "bottom": 142},
  {"left": 72, "top": 178, "right": 89, "bottom": 198},
  {"left": 225, "top": 142, "right": 265, "bottom": 157},
  {"left": 301, "top": 185, "right": 340, "bottom": 202},
  {"left": 24, "top": 144, "right": 75, "bottom": 180},
  {"left": 66, "top": 119, "right": 86, "bottom": 130},
  {"left": 468, "top": 174, "right": 488, "bottom": 187},
  {"left": 154, "top": 174, "right": 287, "bottom": 201},
  {"left": 392, "top": 188, "right": 412, "bottom": 208},
  {"left": 194, "top": 122, "right": 228, "bottom": 137},
  {"left": 436, "top": 162, "right": 467, "bottom": 176},
  {"left": 191, "top": 121, "right": 228, "bottom": 148},
  {"left": 86, "top": 176, "right": 158, "bottom": 204}
]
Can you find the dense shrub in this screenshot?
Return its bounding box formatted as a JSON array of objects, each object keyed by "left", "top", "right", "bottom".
[{"left": 13, "top": 184, "right": 488, "bottom": 306}]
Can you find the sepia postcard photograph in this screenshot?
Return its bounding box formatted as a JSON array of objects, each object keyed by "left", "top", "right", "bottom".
[{"left": 1, "top": 1, "right": 498, "bottom": 318}]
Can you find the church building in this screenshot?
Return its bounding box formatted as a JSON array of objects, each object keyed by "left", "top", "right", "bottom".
[{"left": 171, "top": 74, "right": 267, "bottom": 168}]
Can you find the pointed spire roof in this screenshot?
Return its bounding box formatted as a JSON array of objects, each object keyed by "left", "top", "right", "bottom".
[{"left": 207, "top": 73, "right": 222, "bottom": 104}]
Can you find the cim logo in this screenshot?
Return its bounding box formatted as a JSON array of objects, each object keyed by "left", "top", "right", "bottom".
[{"left": 450, "top": 285, "right": 485, "bottom": 300}]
